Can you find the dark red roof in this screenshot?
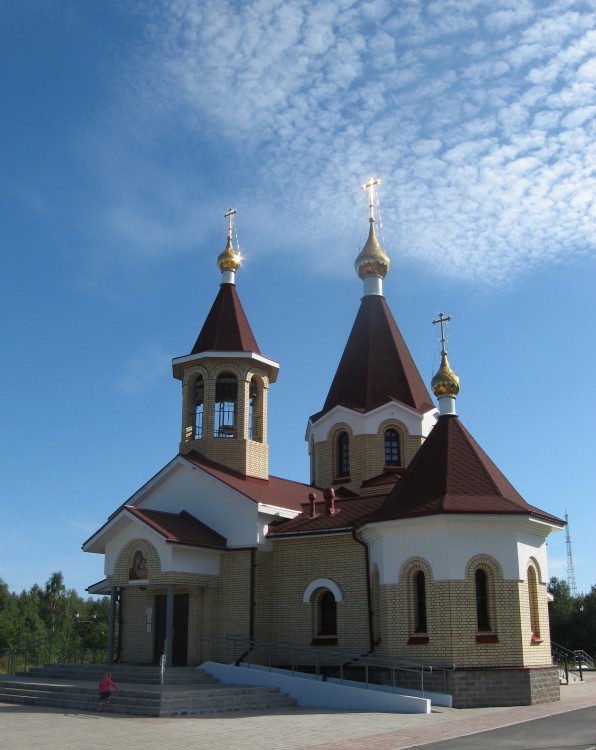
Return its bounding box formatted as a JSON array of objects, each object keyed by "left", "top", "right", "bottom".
[
  {"left": 191, "top": 283, "right": 260, "bottom": 355},
  {"left": 182, "top": 451, "right": 313, "bottom": 512},
  {"left": 368, "top": 415, "right": 565, "bottom": 525},
  {"left": 126, "top": 507, "right": 227, "bottom": 548},
  {"left": 267, "top": 494, "right": 387, "bottom": 537},
  {"left": 311, "top": 295, "right": 434, "bottom": 421}
]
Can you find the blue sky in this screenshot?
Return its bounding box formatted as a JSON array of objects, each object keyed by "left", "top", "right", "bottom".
[{"left": 1, "top": 0, "right": 594, "bottom": 598}]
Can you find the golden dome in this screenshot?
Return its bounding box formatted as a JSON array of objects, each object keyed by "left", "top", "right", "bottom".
[
  {"left": 217, "top": 236, "right": 240, "bottom": 273},
  {"left": 355, "top": 218, "right": 390, "bottom": 280},
  {"left": 431, "top": 351, "right": 461, "bottom": 397}
]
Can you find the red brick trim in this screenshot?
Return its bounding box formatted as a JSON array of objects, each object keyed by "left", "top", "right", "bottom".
[{"left": 476, "top": 634, "right": 499, "bottom": 644}]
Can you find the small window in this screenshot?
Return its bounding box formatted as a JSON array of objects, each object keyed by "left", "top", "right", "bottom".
[
  {"left": 337, "top": 432, "right": 350, "bottom": 477},
  {"left": 215, "top": 373, "right": 237, "bottom": 438},
  {"left": 193, "top": 376, "right": 204, "bottom": 439},
  {"left": 475, "top": 568, "right": 490, "bottom": 631},
  {"left": 318, "top": 591, "right": 337, "bottom": 636},
  {"left": 528, "top": 566, "right": 540, "bottom": 638},
  {"left": 415, "top": 571, "right": 427, "bottom": 633},
  {"left": 384, "top": 429, "right": 400, "bottom": 465}
]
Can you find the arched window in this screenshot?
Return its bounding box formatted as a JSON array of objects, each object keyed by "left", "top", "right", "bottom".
[
  {"left": 215, "top": 372, "right": 237, "bottom": 438},
  {"left": 475, "top": 568, "right": 490, "bottom": 631},
  {"left": 415, "top": 571, "right": 427, "bottom": 632},
  {"left": 193, "top": 375, "right": 204, "bottom": 439},
  {"left": 318, "top": 591, "right": 337, "bottom": 636},
  {"left": 248, "top": 377, "right": 259, "bottom": 441},
  {"left": 337, "top": 431, "right": 350, "bottom": 477},
  {"left": 528, "top": 566, "right": 540, "bottom": 638},
  {"left": 384, "top": 429, "right": 400, "bottom": 465}
]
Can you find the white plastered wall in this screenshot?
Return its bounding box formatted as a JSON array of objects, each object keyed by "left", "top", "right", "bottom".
[
  {"left": 306, "top": 402, "right": 438, "bottom": 444},
  {"left": 130, "top": 460, "right": 260, "bottom": 547},
  {"left": 103, "top": 519, "right": 222, "bottom": 577},
  {"left": 360, "top": 515, "right": 555, "bottom": 584}
]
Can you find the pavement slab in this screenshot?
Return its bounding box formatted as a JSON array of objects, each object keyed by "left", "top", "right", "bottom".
[{"left": 1, "top": 672, "right": 594, "bottom": 750}]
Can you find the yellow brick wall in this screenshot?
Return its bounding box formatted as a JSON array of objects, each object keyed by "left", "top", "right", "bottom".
[
  {"left": 266, "top": 534, "right": 370, "bottom": 663},
  {"left": 109, "top": 538, "right": 554, "bottom": 671},
  {"left": 217, "top": 549, "right": 252, "bottom": 657},
  {"left": 374, "top": 553, "right": 552, "bottom": 669},
  {"left": 313, "top": 419, "right": 425, "bottom": 492}
]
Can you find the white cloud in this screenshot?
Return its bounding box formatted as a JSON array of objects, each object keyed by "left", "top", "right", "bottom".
[{"left": 89, "top": 0, "right": 595, "bottom": 286}]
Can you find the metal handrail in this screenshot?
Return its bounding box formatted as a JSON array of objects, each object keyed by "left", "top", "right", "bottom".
[
  {"left": 219, "top": 634, "right": 455, "bottom": 697},
  {"left": 551, "top": 640, "right": 590, "bottom": 683},
  {"left": 0, "top": 636, "right": 108, "bottom": 676},
  {"left": 574, "top": 649, "right": 595, "bottom": 669}
]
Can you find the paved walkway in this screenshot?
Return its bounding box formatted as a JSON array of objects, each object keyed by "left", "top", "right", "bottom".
[{"left": 1, "top": 672, "right": 595, "bottom": 750}]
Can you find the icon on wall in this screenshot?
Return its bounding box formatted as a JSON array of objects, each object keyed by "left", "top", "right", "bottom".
[{"left": 128, "top": 547, "right": 149, "bottom": 580}]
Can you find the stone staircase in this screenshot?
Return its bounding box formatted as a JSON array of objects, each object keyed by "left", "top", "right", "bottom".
[{"left": 0, "top": 664, "right": 297, "bottom": 716}]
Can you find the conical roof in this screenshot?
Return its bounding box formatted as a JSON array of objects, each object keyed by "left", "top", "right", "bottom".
[
  {"left": 369, "top": 415, "right": 564, "bottom": 524},
  {"left": 311, "top": 295, "right": 434, "bottom": 421},
  {"left": 191, "top": 283, "right": 260, "bottom": 355}
]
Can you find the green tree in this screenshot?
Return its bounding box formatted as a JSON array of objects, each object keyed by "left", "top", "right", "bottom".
[
  {"left": 548, "top": 577, "right": 596, "bottom": 655},
  {"left": 39, "top": 572, "right": 67, "bottom": 636},
  {"left": 0, "top": 578, "right": 19, "bottom": 650}
]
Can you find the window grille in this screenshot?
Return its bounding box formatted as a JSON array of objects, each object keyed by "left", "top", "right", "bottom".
[
  {"left": 384, "top": 429, "right": 400, "bottom": 465},
  {"left": 337, "top": 432, "right": 350, "bottom": 477}
]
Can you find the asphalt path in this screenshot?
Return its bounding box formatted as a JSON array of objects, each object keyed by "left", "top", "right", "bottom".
[{"left": 411, "top": 705, "right": 596, "bottom": 750}]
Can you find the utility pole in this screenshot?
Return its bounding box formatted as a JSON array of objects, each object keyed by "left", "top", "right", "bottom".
[{"left": 565, "top": 511, "right": 578, "bottom": 597}]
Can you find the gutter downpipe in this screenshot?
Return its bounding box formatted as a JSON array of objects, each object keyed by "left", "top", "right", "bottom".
[
  {"left": 235, "top": 547, "right": 257, "bottom": 667},
  {"left": 250, "top": 547, "right": 256, "bottom": 643},
  {"left": 352, "top": 528, "right": 374, "bottom": 653}
]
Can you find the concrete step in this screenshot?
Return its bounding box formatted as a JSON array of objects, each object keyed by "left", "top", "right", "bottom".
[
  {"left": 22, "top": 664, "right": 218, "bottom": 686},
  {"left": 0, "top": 668, "right": 297, "bottom": 716}
]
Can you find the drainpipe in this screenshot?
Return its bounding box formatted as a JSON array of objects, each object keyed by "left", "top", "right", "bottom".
[
  {"left": 249, "top": 548, "right": 256, "bottom": 641},
  {"left": 116, "top": 588, "right": 123, "bottom": 662},
  {"left": 352, "top": 528, "right": 374, "bottom": 653},
  {"left": 107, "top": 586, "right": 117, "bottom": 664},
  {"left": 235, "top": 548, "right": 257, "bottom": 667}
]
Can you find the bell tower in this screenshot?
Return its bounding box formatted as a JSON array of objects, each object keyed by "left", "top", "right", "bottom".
[{"left": 172, "top": 210, "right": 279, "bottom": 479}]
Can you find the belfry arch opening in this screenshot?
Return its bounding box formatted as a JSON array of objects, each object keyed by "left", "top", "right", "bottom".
[{"left": 215, "top": 372, "right": 237, "bottom": 438}]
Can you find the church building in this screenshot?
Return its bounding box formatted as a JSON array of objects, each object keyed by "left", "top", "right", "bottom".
[{"left": 83, "top": 188, "right": 564, "bottom": 708}]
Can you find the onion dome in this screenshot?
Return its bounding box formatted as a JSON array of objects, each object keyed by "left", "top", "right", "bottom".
[
  {"left": 432, "top": 350, "right": 459, "bottom": 417},
  {"left": 355, "top": 218, "right": 390, "bottom": 281},
  {"left": 217, "top": 235, "right": 240, "bottom": 274}
]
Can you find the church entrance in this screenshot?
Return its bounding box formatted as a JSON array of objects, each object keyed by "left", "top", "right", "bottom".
[{"left": 153, "top": 593, "right": 189, "bottom": 666}]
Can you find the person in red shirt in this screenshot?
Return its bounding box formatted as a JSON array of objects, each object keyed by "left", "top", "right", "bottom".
[{"left": 97, "top": 671, "right": 120, "bottom": 710}]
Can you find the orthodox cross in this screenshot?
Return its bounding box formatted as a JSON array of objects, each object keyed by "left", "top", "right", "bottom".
[
  {"left": 361, "top": 177, "right": 381, "bottom": 221},
  {"left": 432, "top": 312, "right": 452, "bottom": 354},
  {"left": 224, "top": 207, "right": 236, "bottom": 238}
]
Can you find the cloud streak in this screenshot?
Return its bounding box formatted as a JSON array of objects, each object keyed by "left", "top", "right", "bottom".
[{"left": 101, "top": 0, "right": 595, "bottom": 284}]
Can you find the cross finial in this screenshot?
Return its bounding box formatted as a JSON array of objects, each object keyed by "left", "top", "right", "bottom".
[
  {"left": 432, "top": 312, "right": 452, "bottom": 355},
  {"left": 361, "top": 177, "right": 381, "bottom": 221},
  {"left": 224, "top": 207, "right": 236, "bottom": 239}
]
